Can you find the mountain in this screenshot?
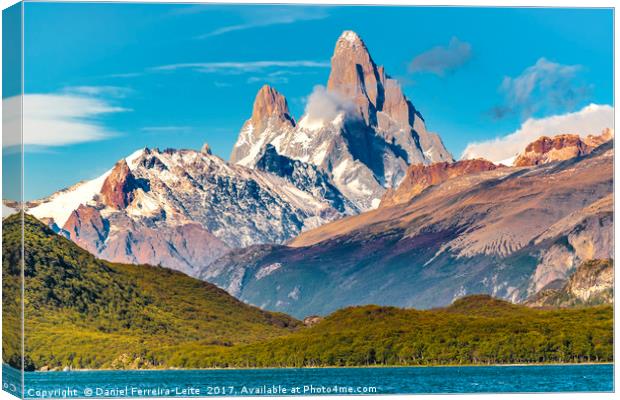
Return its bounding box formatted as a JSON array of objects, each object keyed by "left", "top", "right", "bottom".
[
  {"left": 28, "top": 147, "right": 346, "bottom": 277},
  {"left": 380, "top": 158, "right": 500, "bottom": 207},
  {"left": 231, "top": 31, "right": 453, "bottom": 210},
  {"left": 510, "top": 129, "right": 613, "bottom": 167},
  {"left": 4, "top": 216, "right": 611, "bottom": 370},
  {"left": 204, "top": 141, "right": 613, "bottom": 317},
  {"left": 26, "top": 30, "right": 454, "bottom": 275},
  {"left": 189, "top": 295, "right": 612, "bottom": 367},
  {"left": 2, "top": 213, "right": 299, "bottom": 370},
  {"left": 525, "top": 259, "right": 613, "bottom": 307}
]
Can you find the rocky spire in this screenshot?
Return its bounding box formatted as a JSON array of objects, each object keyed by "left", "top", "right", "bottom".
[
  {"left": 327, "top": 31, "right": 381, "bottom": 125},
  {"left": 250, "top": 84, "right": 295, "bottom": 132},
  {"left": 201, "top": 142, "right": 212, "bottom": 155},
  {"left": 230, "top": 85, "right": 296, "bottom": 165},
  {"left": 100, "top": 159, "right": 145, "bottom": 209},
  {"left": 326, "top": 31, "right": 417, "bottom": 130}
]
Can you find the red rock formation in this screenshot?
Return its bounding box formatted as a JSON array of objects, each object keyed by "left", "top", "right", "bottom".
[
  {"left": 380, "top": 159, "right": 499, "bottom": 207},
  {"left": 584, "top": 128, "right": 614, "bottom": 148},
  {"left": 514, "top": 134, "right": 591, "bottom": 167},
  {"left": 100, "top": 159, "right": 141, "bottom": 209}
]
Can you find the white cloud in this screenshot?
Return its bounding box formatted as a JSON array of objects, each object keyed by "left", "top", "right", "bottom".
[
  {"left": 151, "top": 60, "right": 329, "bottom": 74},
  {"left": 492, "top": 58, "right": 588, "bottom": 119},
  {"left": 301, "top": 85, "right": 356, "bottom": 125},
  {"left": 461, "top": 104, "right": 614, "bottom": 163},
  {"left": 409, "top": 37, "right": 472, "bottom": 76},
  {"left": 2, "top": 92, "right": 129, "bottom": 149}
]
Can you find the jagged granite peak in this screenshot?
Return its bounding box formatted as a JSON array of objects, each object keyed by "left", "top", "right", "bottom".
[
  {"left": 230, "top": 31, "right": 453, "bottom": 211},
  {"left": 327, "top": 30, "right": 381, "bottom": 124},
  {"left": 230, "top": 85, "right": 297, "bottom": 166},
  {"left": 251, "top": 84, "right": 295, "bottom": 129},
  {"left": 380, "top": 158, "right": 500, "bottom": 207},
  {"left": 327, "top": 30, "right": 452, "bottom": 165}
]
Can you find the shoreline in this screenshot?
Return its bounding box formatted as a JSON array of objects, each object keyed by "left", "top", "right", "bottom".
[{"left": 7, "top": 362, "right": 613, "bottom": 373}]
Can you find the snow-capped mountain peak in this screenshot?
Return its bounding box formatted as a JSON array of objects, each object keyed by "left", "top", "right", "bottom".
[
  {"left": 230, "top": 30, "right": 454, "bottom": 211},
  {"left": 28, "top": 148, "right": 149, "bottom": 227}
]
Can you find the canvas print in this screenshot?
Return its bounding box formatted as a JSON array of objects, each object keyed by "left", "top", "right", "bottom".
[{"left": 1, "top": 2, "right": 614, "bottom": 398}]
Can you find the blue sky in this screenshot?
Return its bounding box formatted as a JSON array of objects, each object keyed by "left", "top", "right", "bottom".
[{"left": 11, "top": 4, "right": 614, "bottom": 199}]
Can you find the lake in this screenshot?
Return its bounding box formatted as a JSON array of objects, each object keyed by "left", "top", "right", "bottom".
[{"left": 2, "top": 364, "right": 613, "bottom": 398}]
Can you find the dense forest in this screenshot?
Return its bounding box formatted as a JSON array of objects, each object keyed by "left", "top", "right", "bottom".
[
  {"left": 176, "top": 296, "right": 613, "bottom": 368},
  {"left": 2, "top": 214, "right": 613, "bottom": 370},
  {"left": 2, "top": 214, "right": 298, "bottom": 370}
]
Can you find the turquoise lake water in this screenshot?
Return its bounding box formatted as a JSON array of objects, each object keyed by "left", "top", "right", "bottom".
[{"left": 2, "top": 364, "right": 613, "bottom": 398}]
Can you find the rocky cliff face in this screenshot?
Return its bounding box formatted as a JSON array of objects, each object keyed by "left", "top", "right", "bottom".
[
  {"left": 255, "top": 145, "right": 358, "bottom": 214},
  {"left": 584, "top": 127, "right": 614, "bottom": 148},
  {"left": 206, "top": 141, "right": 613, "bottom": 317},
  {"left": 380, "top": 159, "right": 500, "bottom": 207},
  {"left": 230, "top": 31, "right": 453, "bottom": 211},
  {"left": 29, "top": 146, "right": 348, "bottom": 277},
  {"left": 514, "top": 130, "right": 613, "bottom": 167},
  {"left": 230, "top": 85, "right": 296, "bottom": 166},
  {"left": 525, "top": 259, "right": 613, "bottom": 307},
  {"left": 100, "top": 160, "right": 149, "bottom": 209}
]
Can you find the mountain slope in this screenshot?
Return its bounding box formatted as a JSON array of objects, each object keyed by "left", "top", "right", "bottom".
[
  {"left": 380, "top": 158, "right": 500, "bottom": 207},
  {"left": 2, "top": 214, "right": 299, "bottom": 370},
  {"left": 205, "top": 141, "right": 613, "bottom": 317},
  {"left": 231, "top": 31, "right": 453, "bottom": 210},
  {"left": 525, "top": 259, "right": 613, "bottom": 307},
  {"left": 185, "top": 296, "right": 613, "bottom": 368},
  {"left": 27, "top": 146, "right": 346, "bottom": 277}
]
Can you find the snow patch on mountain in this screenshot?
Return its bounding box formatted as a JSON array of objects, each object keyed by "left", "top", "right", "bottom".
[{"left": 28, "top": 149, "right": 147, "bottom": 227}]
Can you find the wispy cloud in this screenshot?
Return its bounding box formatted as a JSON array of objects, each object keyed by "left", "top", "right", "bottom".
[
  {"left": 141, "top": 126, "right": 194, "bottom": 134},
  {"left": 491, "top": 58, "right": 590, "bottom": 119},
  {"left": 246, "top": 70, "right": 303, "bottom": 85},
  {"left": 409, "top": 37, "right": 472, "bottom": 76},
  {"left": 151, "top": 60, "right": 330, "bottom": 74},
  {"left": 196, "top": 7, "right": 329, "bottom": 39},
  {"left": 461, "top": 104, "right": 614, "bottom": 163},
  {"left": 105, "top": 72, "right": 143, "bottom": 79},
  {"left": 3, "top": 90, "right": 129, "bottom": 149},
  {"left": 62, "top": 85, "right": 133, "bottom": 98}
]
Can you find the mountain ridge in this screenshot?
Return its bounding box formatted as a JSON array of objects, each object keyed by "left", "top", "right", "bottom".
[{"left": 205, "top": 140, "right": 613, "bottom": 317}]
